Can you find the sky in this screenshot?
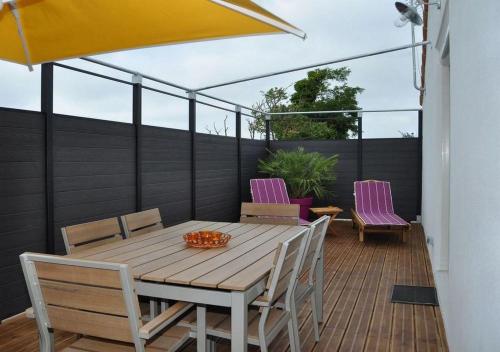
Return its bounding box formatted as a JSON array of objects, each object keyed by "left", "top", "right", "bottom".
[{"left": 0, "top": 0, "right": 423, "bottom": 139}]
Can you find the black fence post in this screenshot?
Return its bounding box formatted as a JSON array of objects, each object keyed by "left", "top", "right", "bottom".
[
  {"left": 265, "top": 115, "right": 271, "bottom": 151},
  {"left": 132, "top": 74, "right": 142, "bottom": 212},
  {"left": 41, "top": 63, "right": 55, "bottom": 254},
  {"left": 236, "top": 106, "right": 242, "bottom": 208},
  {"left": 417, "top": 109, "right": 423, "bottom": 216},
  {"left": 189, "top": 92, "right": 197, "bottom": 220},
  {"left": 357, "top": 112, "right": 363, "bottom": 181}
]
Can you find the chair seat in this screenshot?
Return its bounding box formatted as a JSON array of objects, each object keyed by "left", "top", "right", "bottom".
[
  {"left": 62, "top": 326, "right": 190, "bottom": 352},
  {"left": 356, "top": 211, "right": 408, "bottom": 226},
  {"left": 179, "top": 307, "right": 289, "bottom": 345}
]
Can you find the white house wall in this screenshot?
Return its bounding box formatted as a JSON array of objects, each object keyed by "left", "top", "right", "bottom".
[{"left": 422, "top": 0, "right": 500, "bottom": 350}]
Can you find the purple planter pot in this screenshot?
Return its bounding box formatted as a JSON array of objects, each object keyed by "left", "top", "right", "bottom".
[{"left": 290, "top": 196, "right": 313, "bottom": 221}]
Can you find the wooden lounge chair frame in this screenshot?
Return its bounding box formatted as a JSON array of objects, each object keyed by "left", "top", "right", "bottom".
[{"left": 351, "top": 180, "right": 411, "bottom": 242}]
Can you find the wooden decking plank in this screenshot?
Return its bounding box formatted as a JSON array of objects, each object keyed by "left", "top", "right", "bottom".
[
  {"left": 364, "top": 240, "right": 399, "bottom": 352},
  {"left": 391, "top": 229, "right": 415, "bottom": 352},
  {"left": 266, "top": 227, "right": 348, "bottom": 352},
  {"left": 314, "top": 243, "right": 376, "bottom": 351},
  {"left": 0, "top": 223, "right": 448, "bottom": 352},
  {"left": 412, "top": 225, "right": 442, "bottom": 352},
  {"left": 338, "top": 243, "right": 389, "bottom": 351},
  {"left": 291, "top": 227, "right": 362, "bottom": 352}
]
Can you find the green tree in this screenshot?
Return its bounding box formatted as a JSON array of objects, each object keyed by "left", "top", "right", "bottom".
[{"left": 250, "top": 68, "right": 364, "bottom": 140}]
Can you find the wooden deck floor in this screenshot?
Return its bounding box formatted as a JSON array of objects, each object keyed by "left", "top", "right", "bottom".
[{"left": 0, "top": 222, "right": 448, "bottom": 352}]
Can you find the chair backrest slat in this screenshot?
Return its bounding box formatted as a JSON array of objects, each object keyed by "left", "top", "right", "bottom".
[
  {"left": 21, "top": 254, "right": 143, "bottom": 348},
  {"left": 61, "top": 217, "right": 122, "bottom": 254},
  {"left": 354, "top": 180, "right": 394, "bottom": 214},
  {"left": 250, "top": 178, "right": 290, "bottom": 204},
  {"left": 47, "top": 305, "right": 134, "bottom": 342},
  {"left": 39, "top": 279, "right": 128, "bottom": 316},
  {"left": 121, "top": 208, "right": 163, "bottom": 238},
  {"left": 240, "top": 202, "right": 300, "bottom": 226},
  {"left": 264, "top": 229, "right": 309, "bottom": 304}
]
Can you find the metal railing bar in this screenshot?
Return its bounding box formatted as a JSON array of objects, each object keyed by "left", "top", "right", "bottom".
[
  {"left": 195, "top": 92, "right": 256, "bottom": 112},
  {"left": 192, "top": 41, "right": 431, "bottom": 92},
  {"left": 53, "top": 63, "right": 134, "bottom": 86},
  {"left": 267, "top": 108, "right": 422, "bottom": 116},
  {"left": 81, "top": 57, "right": 190, "bottom": 91},
  {"left": 80, "top": 57, "right": 262, "bottom": 114},
  {"left": 142, "top": 85, "right": 189, "bottom": 100},
  {"left": 196, "top": 99, "right": 238, "bottom": 114}
]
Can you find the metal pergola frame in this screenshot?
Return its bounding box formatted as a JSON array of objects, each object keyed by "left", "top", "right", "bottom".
[{"left": 77, "top": 40, "right": 429, "bottom": 117}]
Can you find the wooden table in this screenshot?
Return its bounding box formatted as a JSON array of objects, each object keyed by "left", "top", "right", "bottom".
[
  {"left": 309, "top": 206, "right": 343, "bottom": 235},
  {"left": 68, "top": 220, "right": 318, "bottom": 352}
]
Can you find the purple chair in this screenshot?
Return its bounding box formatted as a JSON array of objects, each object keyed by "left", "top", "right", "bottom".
[
  {"left": 351, "top": 180, "right": 410, "bottom": 242},
  {"left": 250, "top": 178, "right": 310, "bottom": 225}
]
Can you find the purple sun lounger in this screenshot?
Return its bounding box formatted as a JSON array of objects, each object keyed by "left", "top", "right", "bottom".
[
  {"left": 351, "top": 180, "right": 410, "bottom": 242},
  {"left": 250, "top": 178, "right": 310, "bottom": 225}
]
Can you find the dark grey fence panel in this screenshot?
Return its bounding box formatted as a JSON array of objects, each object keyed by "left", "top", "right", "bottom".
[
  {"left": 195, "top": 134, "right": 239, "bottom": 222},
  {"left": 271, "top": 140, "right": 358, "bottom": 219},
  {"left": 53, "top": 115, "right": 136, "bottom": 253},
  {"left": 241, "top": 139, "right": 268, "bottom": 202},
  {"left": 0, "top": 108, "right": 46, "bottom": 320},
  {"left": 142, "top": 126, "right": 192, "bottom": 225},
  {"left": 363, "top": 138, "right": 419, "bottom": 221}
]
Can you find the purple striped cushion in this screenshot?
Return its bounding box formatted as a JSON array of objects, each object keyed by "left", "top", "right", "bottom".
[
  {"left": 250, "top": 178, "right": 290, "bottom": 204},
  {"left": 354, "top": 180, "right": 408, "bottom": 226}
]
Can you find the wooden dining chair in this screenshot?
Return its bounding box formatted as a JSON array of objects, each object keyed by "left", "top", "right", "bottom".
[
  {"left": 20, "top": 253, "right": 193, "bottom": 352},
  {"left": 121, "top": 208, "right": 164, "bottom": 238},
  {"left": 61, "top": 217, "right": 123, "bottom": 254},
  {"left": 240, "top": 202, "right": 300, "bottom": 225},
  {"left": 179, "top": 227, "right": 310, "bottom": 352}
]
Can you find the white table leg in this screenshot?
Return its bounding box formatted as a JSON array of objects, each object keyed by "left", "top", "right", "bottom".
[
  {"left": 315, "top": 244, "right": 324, "bottom": 322},
  {"left": 231, "top": 291, "right": 248, "bottom": 352},
  {"left": 197, "top": 305, "right": 207, "bottom": 352}
]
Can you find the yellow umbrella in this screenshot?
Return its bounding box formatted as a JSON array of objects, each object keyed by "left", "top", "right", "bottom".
[{"left": 0, "top": 0, "right": 305, "bottom": 70}]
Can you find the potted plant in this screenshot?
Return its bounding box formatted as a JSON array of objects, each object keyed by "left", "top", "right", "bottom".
[{"left": 258, "top": 147, "right": 338, "bottom": 220}]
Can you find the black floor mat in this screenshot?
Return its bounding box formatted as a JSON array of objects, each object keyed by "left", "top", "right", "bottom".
[{"left": 391, "top": 285, "right": 439, "bottom": 306}]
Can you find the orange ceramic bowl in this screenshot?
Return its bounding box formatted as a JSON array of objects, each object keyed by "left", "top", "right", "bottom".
[{"left": 183, "top": 231, "right": 231, "bottom": 248}]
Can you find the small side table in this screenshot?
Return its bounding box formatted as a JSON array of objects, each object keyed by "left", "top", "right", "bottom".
[{"left": 309, "top": 206, "right": 343, "bottom": 235}]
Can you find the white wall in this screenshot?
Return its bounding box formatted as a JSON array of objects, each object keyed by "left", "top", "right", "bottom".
[{"left": 422, "top": 0, "right": 500, "bottom": 350}]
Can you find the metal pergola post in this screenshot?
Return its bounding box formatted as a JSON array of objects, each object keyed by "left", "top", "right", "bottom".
[
  {"left": 417, "top": 110, "right": 423, "bottom": 216},
  {"left": 132, "top": 74, "right": 143, "bottom": 212},
  {"left": 189, "top": 92, "right": 197, "bottom": 220},
  {"left": 265, "top": 115, "right": 271, "bottom": 150},
  {"left": 357, "top": 112, "right": 363, "bottom": 181},
  {"left": 235, "top": 106, "right": 242, "bottom": 206},
  {"left": 41, "top": 63, "right": 55, "bottom": 254}
]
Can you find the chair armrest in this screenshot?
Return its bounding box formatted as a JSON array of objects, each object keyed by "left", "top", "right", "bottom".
[
  {"left": 251, "top": 295, "right": 271, "bottom": 307},
  {"left": 139, "top": 302, "right": 193, "bottom": 339}
]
